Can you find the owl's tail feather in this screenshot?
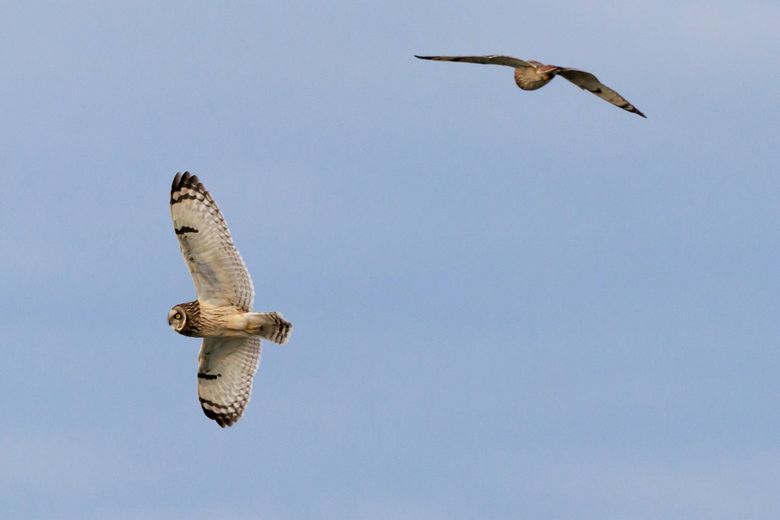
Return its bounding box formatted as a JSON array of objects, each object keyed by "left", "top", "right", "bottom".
[{"left": 246, "top": 312, "right": 292, "bottom": 345}]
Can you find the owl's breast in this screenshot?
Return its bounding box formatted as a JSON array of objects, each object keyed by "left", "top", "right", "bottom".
[
  {"left": 514, "top": 68, "right": 553, "bottom": 91},
  {"left": 196, "top": 304, "right": 255, "bottom": 338}
]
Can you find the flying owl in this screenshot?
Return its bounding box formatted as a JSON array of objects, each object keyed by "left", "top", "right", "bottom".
[
  {"left": 415, "top": 54, "right": 646, "bottom": 118},
  {"left": 168, "top": 171, "right": 292, "bottom": 427}
]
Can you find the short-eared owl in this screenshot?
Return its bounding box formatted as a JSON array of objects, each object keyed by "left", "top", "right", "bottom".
[
  {"left": 168, "top": 172, "right": 292, "bottom": 427},
  {"left": 415, "top": 54, "right": 646, "bottom": 117}
]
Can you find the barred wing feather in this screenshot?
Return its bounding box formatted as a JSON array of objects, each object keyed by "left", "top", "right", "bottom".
[
  {"left": 197, "top": 337, "right": 262, "bottom": 427},
  {"left": 170, "top": 172, "right": 255, "bottom": 310},
  {"left": 554, "top": 68, "right": 646, "bottom": 118}
]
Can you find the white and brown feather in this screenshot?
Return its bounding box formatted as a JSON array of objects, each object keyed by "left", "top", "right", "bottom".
[
  {"left": 171, "top": 172, "right": 255, "bottom": 310},
  {"left": 197, "top": 337, "right": 261, "bottom": 428},
  {"left": 169, "top": 172, "right": 291, "bottom": 428},
  {"left": 415, "top": 54, "right": 646, "bottom": 118}
]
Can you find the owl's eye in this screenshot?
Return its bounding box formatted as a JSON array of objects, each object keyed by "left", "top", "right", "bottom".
[{"left": 175, "top": 313, "right": 182, "bottom": 320}]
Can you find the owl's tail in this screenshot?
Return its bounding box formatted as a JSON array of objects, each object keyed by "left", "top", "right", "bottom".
[{"left": 246, "top": 312, "right": 292, "bottom": 344}]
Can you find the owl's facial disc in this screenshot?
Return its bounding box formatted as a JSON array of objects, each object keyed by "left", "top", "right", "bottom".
[{"left": 167, "top": 306, "right": 186, "bottom": 332}]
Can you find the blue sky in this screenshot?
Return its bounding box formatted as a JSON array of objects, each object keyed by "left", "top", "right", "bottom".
[{"left": 1, "top": 1, "right": 779, "bottom": 518}]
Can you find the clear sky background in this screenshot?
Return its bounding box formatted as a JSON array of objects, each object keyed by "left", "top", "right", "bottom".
[{"left": 2, "top": 1, "right": 778, "bottom": 518}]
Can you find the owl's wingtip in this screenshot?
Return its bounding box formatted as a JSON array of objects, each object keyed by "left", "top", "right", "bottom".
[
  {"left": 200, "top": 401, "right": 239, "bottom": 428},
  {"left": 172, "top": 171, "right": 203, "bottom": 192},
  {"left": 172, "top": 172, "right": 182, "bottom": 192}
]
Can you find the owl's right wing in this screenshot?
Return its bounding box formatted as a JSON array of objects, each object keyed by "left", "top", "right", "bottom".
[
  {"left": 170, "top": 172, "right": 255, "bottom": 311},
  {"left": 197, "top": 336, "right": 262, "bottom": 428},
  {"left": 415, "top": 54, "right": 531, "bottom": 68},
  {"left": 554, "top": 68, "right": 646, "bottom": 118}
]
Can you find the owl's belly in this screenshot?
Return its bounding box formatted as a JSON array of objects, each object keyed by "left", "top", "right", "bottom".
[
  {"left": 514, "top": 68, "right": 553, "bottom": 91},
  {"left": 197, "top": 305, "right": 256, "bottom": 337}
]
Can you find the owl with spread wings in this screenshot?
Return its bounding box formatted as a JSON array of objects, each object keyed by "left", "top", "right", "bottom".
[
  {"left": 415, "top": 54, "right": 646, "bottom": 118},
  {"left": 168, "top": 172, "right": 292, "bottom": 427}
]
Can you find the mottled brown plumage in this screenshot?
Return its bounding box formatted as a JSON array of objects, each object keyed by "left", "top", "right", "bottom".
[
  {"left": 168, "top": 172, "right": 292, "bottom": 428},
  {"left": 415, "top": 54, "right": 646, "bottom": 118}
]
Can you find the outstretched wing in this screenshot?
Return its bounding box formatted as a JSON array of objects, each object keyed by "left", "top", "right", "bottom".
[
  {"left": 197, "top": 337, "right": 262, "bottom": 428},
  {"left": 415, "top": 55, "right": 531, "bottom": 68},
  {"left": 170, "top": 172, "right": 254, "bottom": 310},
  {"left": 554, "top": 68, "right": 646, "bottom": 118}
]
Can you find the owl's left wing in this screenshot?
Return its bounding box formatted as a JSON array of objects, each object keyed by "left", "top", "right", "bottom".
[
  {"left": 554, "top": 68, "right": 646, "bottom": 118},
  {"left": 170, "top": 172, "right": 255, "bottom": 310},
  {"left": 197, "top": 336, "right": 262, "bottom": 427},
  {"left": 415, "top": 54, "right": 532, "bottom": 69}
]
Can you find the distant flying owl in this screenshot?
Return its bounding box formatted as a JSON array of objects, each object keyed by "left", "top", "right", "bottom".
[
  {"left": 168, "top": 172, "right": 292, "bottom": 427},
  {"left": 415, "top": 54, "right": 646, "bottom": 118}
]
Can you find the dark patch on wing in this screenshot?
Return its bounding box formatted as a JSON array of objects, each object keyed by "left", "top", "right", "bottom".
[
  {"left": 198, "top": 372, "right": 221, "bottom": 380},
  {"left": 175, "top": 226, "right": 199, "bottom": 235}
]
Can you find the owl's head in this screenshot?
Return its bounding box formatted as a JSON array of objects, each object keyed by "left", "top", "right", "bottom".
[{"left": 168, "top": 301, "right": 201, "bottom": 336}]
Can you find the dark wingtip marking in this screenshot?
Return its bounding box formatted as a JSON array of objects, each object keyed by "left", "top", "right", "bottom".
[
  {"left": 202, "top": 407, "right": 230, "bottom": 427},
  {"left": 171, "top": 171, "right": 208, "bottom": 204},
  {"left": 199, "top": 397, "right": 239, "bottom": 428},
  {"left": 622, "top": 104, "right": 647, "bottom": 118},
  {"left": 172, "top": 172, "right": 182, "bottom": 192},
  {"left": 172, "top": 171, "right": 204, "bottom": 191}
]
